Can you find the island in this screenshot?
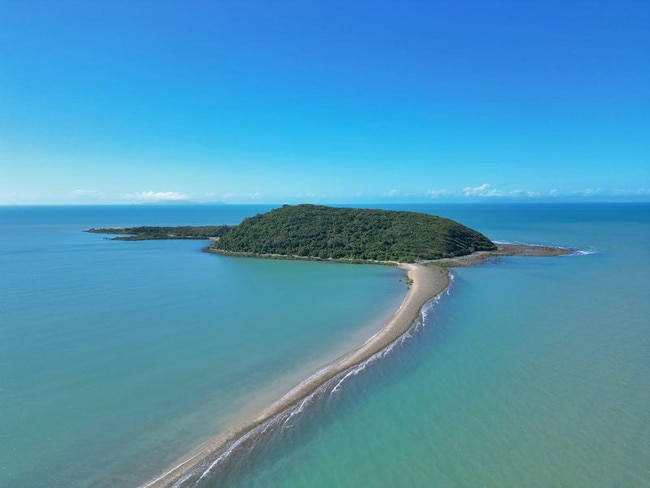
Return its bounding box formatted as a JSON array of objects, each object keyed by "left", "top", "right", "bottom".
[
  {"left": 88, "top": 204, "right": 568, "bottom": 265},
  {"left": 89, "top": 204, "right": 499, "bottom": 261},
  {"left": 208, "top": 204, "right": 498, "bottom": 261},
  {"left": 88, "top": 205, "right": 571, "bottom": 488},
  {"left": 86, "top": 225, "right": 230, "bottom": 241}
]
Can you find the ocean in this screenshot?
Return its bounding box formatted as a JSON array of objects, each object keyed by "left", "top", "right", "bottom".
[{"left": 1, "top": 203, "right": 648, "bottom": 487}]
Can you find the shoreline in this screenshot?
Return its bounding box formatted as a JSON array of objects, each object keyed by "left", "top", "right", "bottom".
[
  {"left": 141, "top": 244, "right": 566, "bottom": 487},
  {"left": 435, "top": 243, "right": 573, "bottom": 267},
  {"left": 142, "top": 263, "right": 450, "bottom": 487}
]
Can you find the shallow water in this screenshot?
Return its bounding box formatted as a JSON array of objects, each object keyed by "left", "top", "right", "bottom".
[
  {"left": 1, "top": 203, "right": 648, "bottom": 487},
  {"left": 0, "top": 205, "right": 405, "bottom": 487},
  {"left": 198, "top": 203, "right": 650, "bottom": 488}
]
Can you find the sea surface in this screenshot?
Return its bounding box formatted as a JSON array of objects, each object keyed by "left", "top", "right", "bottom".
[{"left": 1, "top": 203, "right": 648, "bottom": 487}]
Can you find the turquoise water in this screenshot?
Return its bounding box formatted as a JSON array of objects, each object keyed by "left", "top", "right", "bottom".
[
  {"left": 0, "top": 205, "right": 405, "bottom": 487},
  {"left": 198, "top": 203, "right": 650, "bottom": 488},
  {"left": 1, "top": 204, "right": 648, "bottom": 487}
]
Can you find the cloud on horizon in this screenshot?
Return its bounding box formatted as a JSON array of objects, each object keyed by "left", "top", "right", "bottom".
[
  {"left": 220, "top": 191, "right": 264, "bottom": 201},
  {"left": 426, "top": 183, "right": 525, "bottom": 199},
  {"left": 423, "top": 183, "right": 650, "bottom": 201},
  {"left": 128, "top": 191, "right": 191, "bottom": 202},
  {"left": 425, "top": 183, "right": 588, "bottom": 200},
  {"left": 70, "top": 189, "right": 104, "bottom": 200},
  {"left": 462, "top": 183, "right": 503, "bottom": 197}
]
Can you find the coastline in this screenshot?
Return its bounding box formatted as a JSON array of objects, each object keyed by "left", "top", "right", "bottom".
[
  {"left": 142, "top": 263, "right": 450, "bottom": 487},
  {"left": 436, "top": 243, "right": 573, "bottom": 267},
  {"left": 141, "top": 244, "right": 564, "bottom": 487}
]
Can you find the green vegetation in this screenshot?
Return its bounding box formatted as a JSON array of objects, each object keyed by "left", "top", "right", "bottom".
[
  {"left": 86, "top": 225, "right": 230, "bottom": 241},
  {"left": 87, "top": 205, "right": 497, "bottom": 263},
  {"left": 211, "top": 204, "right": 496, "bottom": 262}
]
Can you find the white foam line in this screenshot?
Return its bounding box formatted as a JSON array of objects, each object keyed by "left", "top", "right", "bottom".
[
  {"left": 330, "top": 340, "right": 395, "bottom": 396},
  {"left": 330, "top": 292, "right": 444, "bottom": 395},
  {"left": 284, "top": 394, "right": 313, "bottom": 427},
  {"left": 139, "top": 454, "right": 201, "bottom": 488},
  {"left": 330, "top": 359, "right": 370, "bottom": 395},
  {"left": 193, "top": 390, "right": 314, "bottom": 485},
  {"left": 194, "top": 426, "right": 259, "bottom": 485},
  {"left": 171, "top": 472, "right": 194, "bottom": 488},
  {"left": 573, "top": 248, "right": 598, "bottom": 255},
  {"left": 495, "top": 239, "right": 566, "bottom": 248}
]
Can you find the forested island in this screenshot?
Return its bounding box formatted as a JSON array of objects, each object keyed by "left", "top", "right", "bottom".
[
  {"left": 86, "top": 225, "right": 230, "bottom": 240},
  {"left": 88, "top": 204, "right": 497, "bottom": 263},
  {"left": 211, "top": 204, "right": 496, "bottom": 261}
]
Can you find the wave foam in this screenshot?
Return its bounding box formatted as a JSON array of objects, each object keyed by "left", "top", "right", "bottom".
[
  {"left": 573, "top": 248, "right": 598, "bottom": 255},
  {"left": 330, "top": 291, "right": 444, "bottom": 395}
]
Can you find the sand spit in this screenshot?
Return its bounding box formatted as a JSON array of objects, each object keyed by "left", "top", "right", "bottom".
[
  {"left": 142, "top": 263, "right": 449, "bottom": 488},
  {"left": 437, "top": 243, "right": 573, "bottom": 267}
]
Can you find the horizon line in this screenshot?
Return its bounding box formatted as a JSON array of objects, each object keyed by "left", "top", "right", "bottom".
[{"left": 2, "top": 198, "right": 650, "bottom": 207}]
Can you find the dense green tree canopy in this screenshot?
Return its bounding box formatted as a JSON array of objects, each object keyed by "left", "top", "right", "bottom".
[
  {"left": 212, "top": 205, "right": 496, "bottom": 262},
  {"left": 86, "top": 225, "right": 230, "bottom": 240}
]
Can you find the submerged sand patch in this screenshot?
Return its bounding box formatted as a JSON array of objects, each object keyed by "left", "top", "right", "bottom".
[
  {"left": 142, "top": 263, "right": 449, "bottom": 487},
  {"left": 436, "top": 243, "right": 573, "bottom": 267}
]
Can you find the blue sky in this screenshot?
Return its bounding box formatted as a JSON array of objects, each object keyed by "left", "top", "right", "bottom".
[{"left": 1, "top": 0, "right": 648, "bottom": 204}]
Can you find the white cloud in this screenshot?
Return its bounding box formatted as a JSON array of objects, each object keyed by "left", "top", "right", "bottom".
[
  {"left": 129, "top": 191, "right": 191, "bottom": 202},
  {"left": 221, "top": 191, "right": 264, "bottom": 201},
  {"left": 385, "top": 189, "right": 399, "bottom": 197},
  {"left": 292, "top": 192, "right": 318, "bottom": 200},
  {"left": 425, "top": 189, "right": 454, "bottom": 199},
  {"left": 70, "top": 189, "right": 103, "bottom": 199},
  {"left": 425, "top": 184, "right": 553, "bottom": 200},
  {"left": 572, "top": 188, "right": 602, "bottom": 196},
  {"left": 510, "top": 189, "right": 540, "bottom": 197},
  {"left": 462, "top": 183, "right": 503, "bottom": 197},
  {"left": 612, "top": 188, "right": 650, "bottom": 196}
]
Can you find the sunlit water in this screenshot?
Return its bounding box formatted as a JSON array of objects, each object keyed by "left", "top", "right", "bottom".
[{"left": 1, "top": 203, "right": 648, "bottom": 487}]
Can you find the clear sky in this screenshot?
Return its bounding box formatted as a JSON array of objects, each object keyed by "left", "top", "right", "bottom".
[{"left": 1, "top": 0, "right": 648, "bottom": 204}]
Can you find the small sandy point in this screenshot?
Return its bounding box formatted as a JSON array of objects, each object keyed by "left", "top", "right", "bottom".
[
  {"left": 142, "top": 263, "right": 449, "bottom": 488},
  {"left": 436, "top": 243, "right": 573, "bottom": 267}
]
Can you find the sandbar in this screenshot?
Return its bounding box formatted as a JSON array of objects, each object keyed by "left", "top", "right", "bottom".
[
  {"left": 142, "top": 263, "right": 449, "bottom": 487},
  {"left": 437, "top": 243, "right": 573, "bottom": 267}
]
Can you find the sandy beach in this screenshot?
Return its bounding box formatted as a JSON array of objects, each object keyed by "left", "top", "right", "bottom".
[{"left": 142, "top": 263, "right": 449, "bottom": 488}]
